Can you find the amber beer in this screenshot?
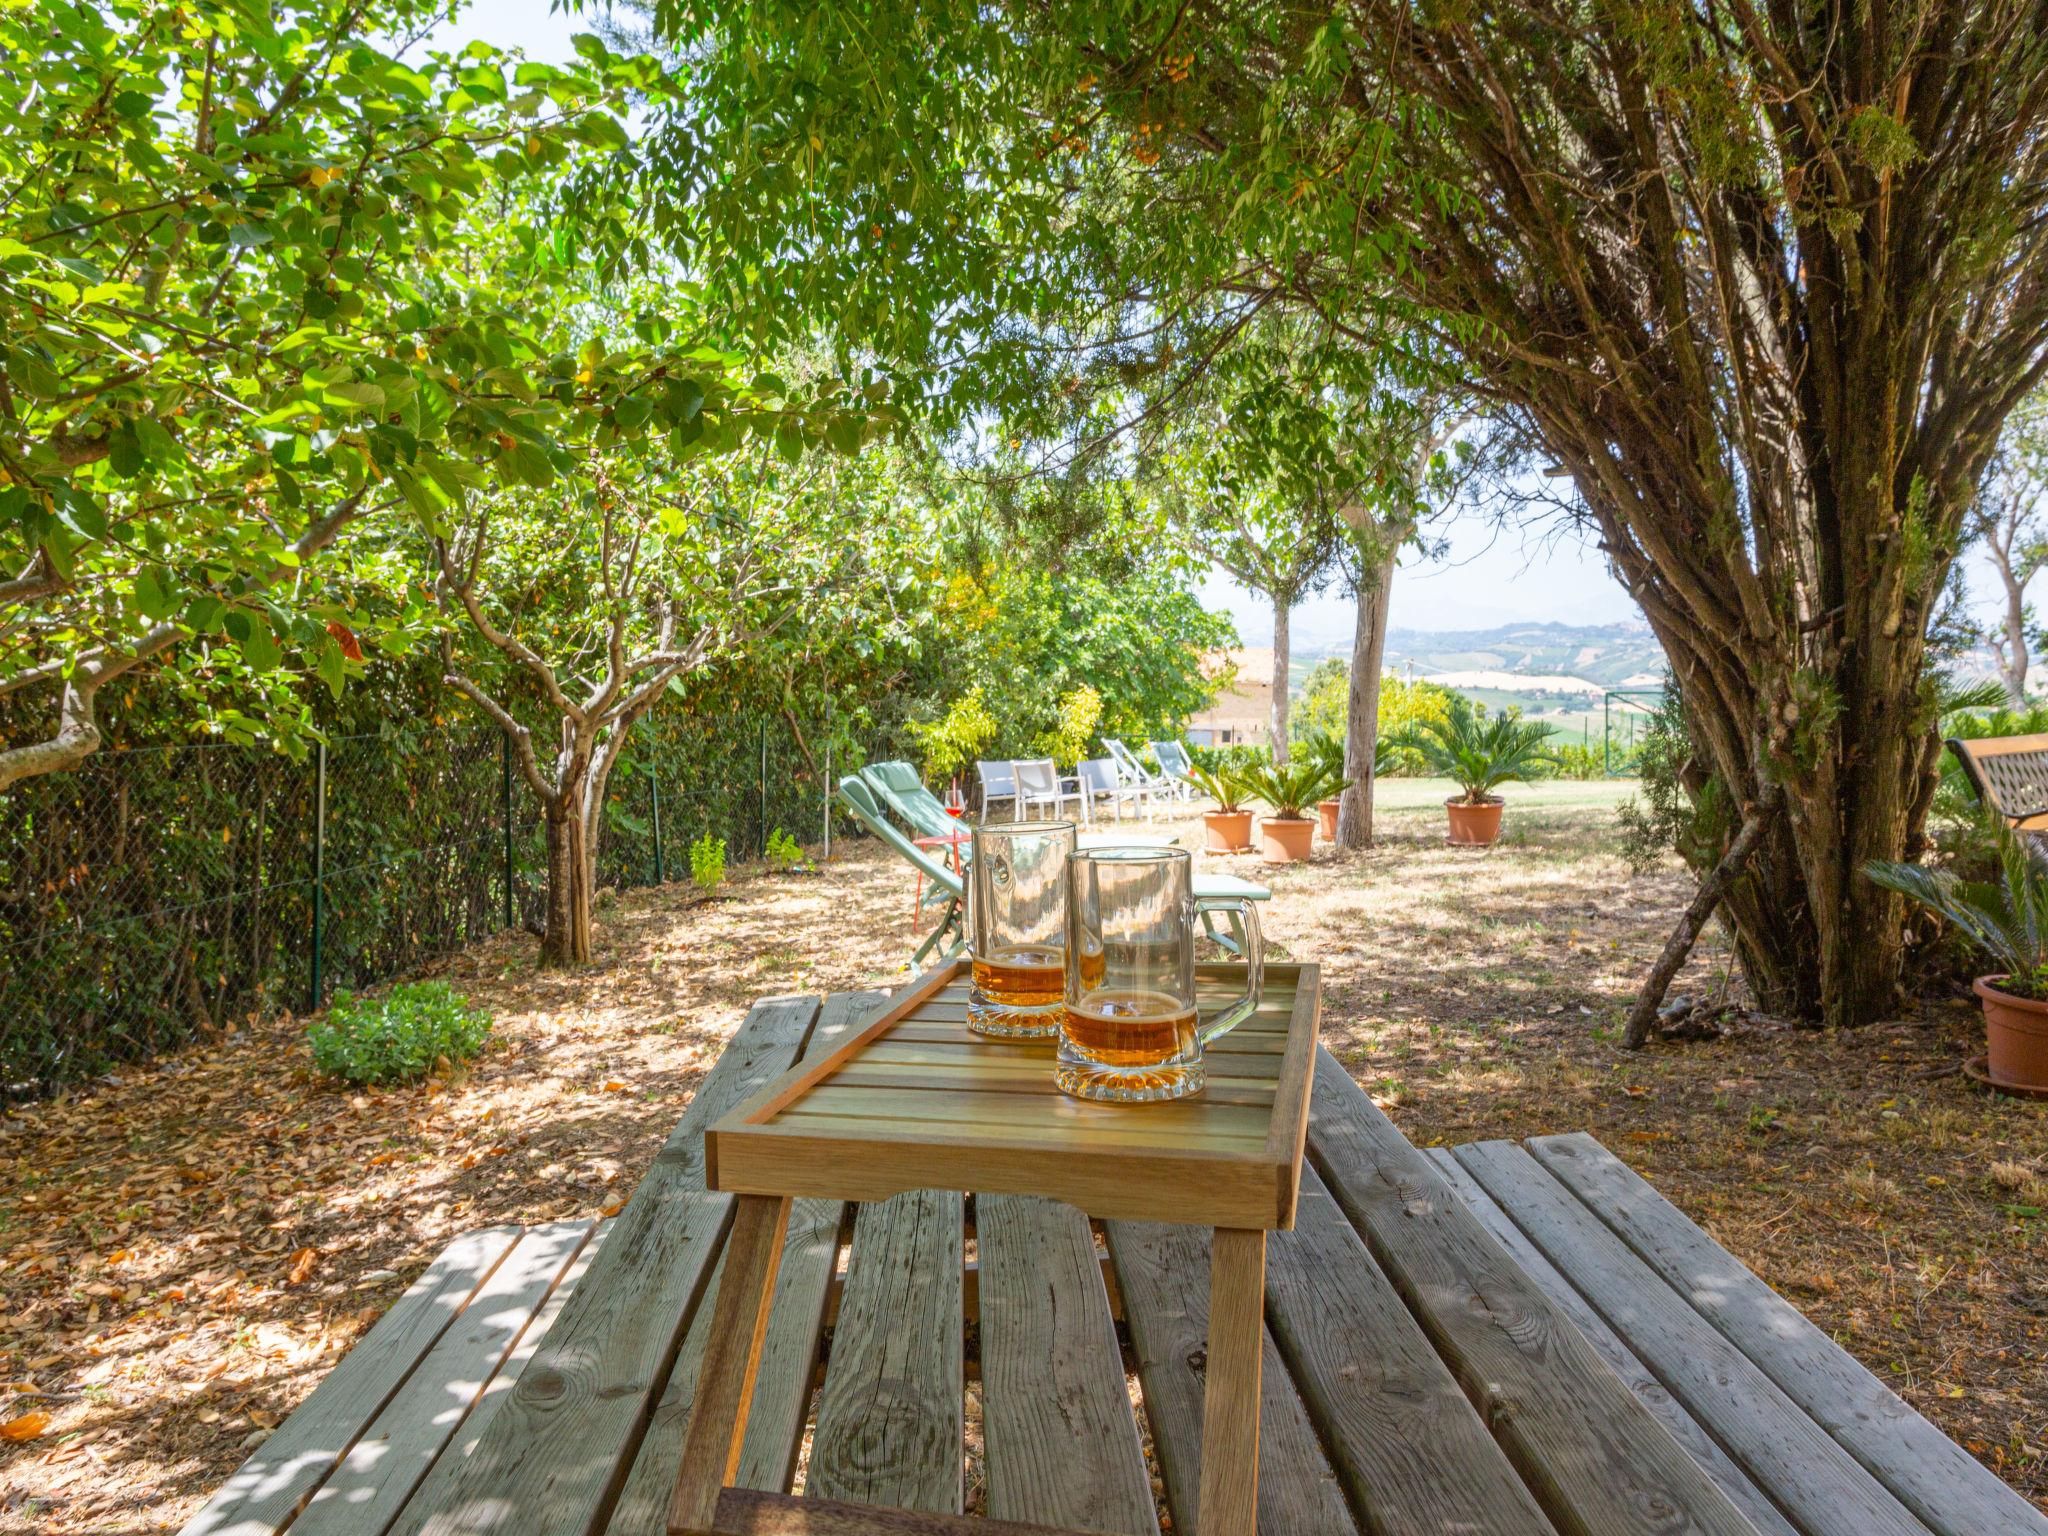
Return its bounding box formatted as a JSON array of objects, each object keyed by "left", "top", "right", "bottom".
[
  {"left": 972, "top": 940, "right": 1104, "bottom": 1010},
  {"left": 1059, "top": 847, "right": 1263, "bottom": 1103},
  {"left": 970, "top": 944, "right": 1065, "bottom": 1010},
  {"left": 967, "top": 820, "right": 1078, "bottom": 1037},
  {"left": 1059, "top": 989, "right": 1201, "bottom": 1093}
]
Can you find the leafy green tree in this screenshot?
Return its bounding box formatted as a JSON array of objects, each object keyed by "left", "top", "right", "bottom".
[
  {"left": 430, "top": 429, "right": 890, "bottom": 964},
  {"left": 0, "top": 3, "right": 722, "bottom": 790},
  {"left": 640, "top": 0, "right": 2048, "bottom": 1026}
]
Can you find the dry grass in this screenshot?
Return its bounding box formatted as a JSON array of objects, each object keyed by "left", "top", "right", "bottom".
[{"left": 2, "top": 778, "right": 2045, "bottom": 1529}]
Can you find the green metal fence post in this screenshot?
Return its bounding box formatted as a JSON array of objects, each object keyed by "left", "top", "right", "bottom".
[
  {"left": 650, "top": 728, "right": 666, "bottom": 884},
  {"left": 759, "top": 721, "right": 769, "bottom": 858},
  {"left": 309, "top": 740, "right": 327, "bottom": 1013},
  {"left": 823, "top": 737, "right": 832, "bottom": 858},
  {"left": 1603, "top": 693, "right": 1612, "bottom": 777},
  {"left": 501, "top": 733, "right": 514, "bottom": 930}
]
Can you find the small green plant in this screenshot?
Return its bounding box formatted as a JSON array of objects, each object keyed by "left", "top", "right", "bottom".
[
  {"left": 1238, "top": 757, "right": 1350, "bottom": 819},
  {"left": 690, "top": 832, "right": 727, "bottom": 889},
  {"left": 310, "top": 982, "right": 491, "bottom": 1086},
  {"left": 1391, "top": 698, "right": 1557, "bottom": 804},
  {"left": 766, "top": 827, "right": 804, "bottom": 870},
  {"left": 1866, "top": 820, "right": 2048, "bottom": 998},
  {"left": 1181, "top": 761, "right": 1249, "bottom": 812}
]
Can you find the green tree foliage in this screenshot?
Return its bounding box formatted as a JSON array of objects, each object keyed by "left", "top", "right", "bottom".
[
  {"left": 0, "top": 2, "right": 871, "bottom": 790},
  {"left": 642, "top": 0, "right": 2048, "bottom": 1025},
  {"left": 914, "top": 553, "right": 1231, "bottom": 761}
]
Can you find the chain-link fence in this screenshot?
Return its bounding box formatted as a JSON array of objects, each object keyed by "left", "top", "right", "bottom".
[{"left": 0, "top": 709, "right": 891, "bottom": 1098}]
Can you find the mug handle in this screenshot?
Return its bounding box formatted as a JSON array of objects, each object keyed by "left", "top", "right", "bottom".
[{"left": 1193, "top": 896, "right": 1263, "bottom": 1044}]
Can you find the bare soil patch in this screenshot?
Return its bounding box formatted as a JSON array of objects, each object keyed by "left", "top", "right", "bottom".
[{"left": 2, "top": 780, "right": 2043, "bottom": 1529}]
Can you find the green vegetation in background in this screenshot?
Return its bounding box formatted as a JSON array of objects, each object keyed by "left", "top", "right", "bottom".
[{"left": 310, "top": 982, "right": 491, "bottom": 1086}]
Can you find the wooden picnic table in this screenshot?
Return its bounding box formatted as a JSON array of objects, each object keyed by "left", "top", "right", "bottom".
[{"left": 183, "top": 982, "right": 2048, "bottom": 1536}]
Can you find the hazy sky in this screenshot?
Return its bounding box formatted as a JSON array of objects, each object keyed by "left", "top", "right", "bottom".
[{"left": 425, "top": 1, "right": 2016, "bottom": 645}]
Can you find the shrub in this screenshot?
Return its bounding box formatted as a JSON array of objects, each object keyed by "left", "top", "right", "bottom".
[
  {"left": 766, "top": 827, "right": 804, "bottom": 869},
  {"left": 1543, "top": 742, "right": 1606, "bottom": 780},
  {"left": 1189, "top": 741, "right": 1273, "bottom": 775},
  {"left": 310, "top": 982, "right": 491, "bottom": 1086},
  {"left": 690, "top": 832, "right": 727, "bottom": 889}
]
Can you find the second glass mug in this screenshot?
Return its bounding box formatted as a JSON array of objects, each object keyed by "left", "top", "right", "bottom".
[{"left": 1058, "top": 846, "right": 1264, "bottom": 1102}]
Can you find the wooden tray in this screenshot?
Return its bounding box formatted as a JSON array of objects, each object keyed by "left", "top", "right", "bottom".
[{"left": 704, "top": 958, "right": 1320, "bottom": 1230}]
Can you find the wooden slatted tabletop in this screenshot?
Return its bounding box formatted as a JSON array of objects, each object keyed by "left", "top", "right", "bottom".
[{"left": 704, "top": 959, "right": 1320, "bottom": 1231}]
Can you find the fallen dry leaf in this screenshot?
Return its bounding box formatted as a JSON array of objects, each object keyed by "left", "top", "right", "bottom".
[
  {"left": 286, "top": 1248, "right": 319, "bottom": 1286},
  {"left": 1, "top": 1411, "right": 51, "bottom": 1442}
]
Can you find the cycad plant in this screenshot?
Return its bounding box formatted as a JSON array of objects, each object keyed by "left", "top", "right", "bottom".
[
  {"left": 1396, "top": 705, "right": 1557, "bottom": 805},
  {"left": 1866, "top": 824, "right": 2048, "bottom": 998},
  {"left": 1181, "top": 762, "right": 1249, "bottom": 813},
  {"left": 1299, "top": 726, "right": 1395, "bottom": 782},
  {"left": 1240, "top": 757, "right": 1350, "bottom": 820}
]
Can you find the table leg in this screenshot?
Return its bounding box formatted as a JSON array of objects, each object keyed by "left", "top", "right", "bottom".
[
  {"left": 668, "top": 1194, "right": 792, "bottom": 1536},
  {"left": 1198, "top": 1227, "right": 1266, "bottom": 1536}
]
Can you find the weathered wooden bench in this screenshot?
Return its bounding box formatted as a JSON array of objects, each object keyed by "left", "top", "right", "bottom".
[{"left": 181, "top": 987, "right": 2047, "bottom": 1536}]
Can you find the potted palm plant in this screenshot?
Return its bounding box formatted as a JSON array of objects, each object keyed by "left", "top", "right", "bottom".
[
  {"left": 1396, "top": 704, "right": 1556, "bottom": 846},
  {"left": 1300, "top": 730, "right": 1348, "bottom": 840},
  {"left": 1866, "top": 827, "right": 2048, "bottom": 1093},
  {"left": 1239, "top": 758, "right": 1349, "bottom": 863},
  {"left": 1182, "top": 762, "right": 1255, "bottom": 852}
]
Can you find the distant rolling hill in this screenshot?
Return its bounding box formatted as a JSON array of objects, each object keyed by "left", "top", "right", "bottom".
[{"left": 1293, "top": 620, "right": 1670, "bottom": 692}]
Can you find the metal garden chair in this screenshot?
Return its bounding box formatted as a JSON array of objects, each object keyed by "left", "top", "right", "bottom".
[
  {"left": 976, "top": 759, "right": 1019, "bottom": 820},
  {"left": 1014, "top": 757, "right": 1091, "bottom": 823}
]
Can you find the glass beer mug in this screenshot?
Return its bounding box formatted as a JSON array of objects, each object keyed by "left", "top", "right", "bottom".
[
  {"left": 1058, "top": 847, "right": 1263, "bottom": 1102},
  {"left": 967, "top": 819, "right": 1078, "bottom": 1038}
]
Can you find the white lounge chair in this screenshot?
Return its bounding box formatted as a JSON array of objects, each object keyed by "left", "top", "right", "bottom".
[
  {"left": 1103, "top": 739, "right": 1169, "bottom": 813},
  {"left": 1145, "top": 739, "right": 1198, "bottom": 803}
]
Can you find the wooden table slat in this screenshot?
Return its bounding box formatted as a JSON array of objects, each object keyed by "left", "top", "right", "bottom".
[
  {"left": 387, "top": 1222, "right": 615, "bottom": 1536},
  {"left": 1102, "top": 1220, "right": 1355, "bottom": 1536},
  {"left": 1306, "top": 1052, "right": 1758, "bottom": 1536},
  {"left": 1455, "top": 1138, "right": 1929, "bottom": 1536},
  {"left": 609, "top": 992, "right": 885, "bottom": 1534},
  {"left": 1527, "top": 1131, "right": 2048, "bottom": 1536},
  {"left": 295, "top": 1220, "right": 596, "bottom": 1536},
  {"left": 178, "top": 1224, "right": 522, "bottom": 1536},
  {"left": 1267, "top": 1167, "right": 1556, "bottom": 1535},
  {"left": 408, "top": 996, "right": 821, "bottom": 1536},
  {"left": 1421, "top": 1149, "right": 1798, "bottom": 1536},
  {"left": 976, "top": 1195, "right": 1158, "bottom": 1534},
  {"left": 805, "top": 1187, "right": 965, "bottom": 1514}
]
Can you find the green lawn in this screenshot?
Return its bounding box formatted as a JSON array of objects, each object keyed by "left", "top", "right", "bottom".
[{"left": 1369, "top": 775, "right": 1640, "bottom": 813}]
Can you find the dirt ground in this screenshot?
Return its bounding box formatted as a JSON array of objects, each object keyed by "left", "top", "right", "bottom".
[{"left": 3, "top": 779, "right": 2045, "bottom": 1530}]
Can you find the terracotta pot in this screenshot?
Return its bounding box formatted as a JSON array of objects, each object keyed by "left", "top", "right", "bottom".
[
  {"left": 1445, "top": 795, "right": 1504, "bottom": 846},
  {"left": 1317, "top": 798, "right": 1341, "bottom": 841},
  {"left": 1974, "top": 976, "right": 2048, "bottom": 1090},
  {"left": 1203, "top": 808, "right": 1255, "bottom": 853},
  {"left": 1259, "top": 815, "right": 1315, "bottom": 864}
]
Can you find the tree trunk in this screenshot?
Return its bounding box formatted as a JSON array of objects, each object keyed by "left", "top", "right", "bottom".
[
  {"left": 1335, "top": 548, "right": 1396, "bottom": 850},
  {"left": 1269, "top": 599, "right": 1291, "bottom": 762},
  {"left": 541, "top": 797, "right": 594, "bottom": 966},
  {"left": 1999, "top": 560, "right": 2030, "bottom": 705}
]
